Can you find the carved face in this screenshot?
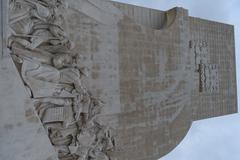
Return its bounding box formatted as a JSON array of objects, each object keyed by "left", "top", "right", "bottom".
[
  {"left": 65, "top": 40, "right": 75, "bottom": 50},
  {"left": 52, "top": 54, "right": 73, "bottom": 69}
]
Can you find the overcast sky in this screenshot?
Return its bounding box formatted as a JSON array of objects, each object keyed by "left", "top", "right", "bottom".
[{"left": 113, "top": 0, "right": 240, "bottom": 160}]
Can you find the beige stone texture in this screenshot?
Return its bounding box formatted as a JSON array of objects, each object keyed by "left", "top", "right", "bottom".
[{"left": 0, "top": 1, "right": 237, "bottom": 160}]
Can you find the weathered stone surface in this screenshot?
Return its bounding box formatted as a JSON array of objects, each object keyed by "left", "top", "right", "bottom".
[
  {"left": 0, "top": 54, "right": 58, "bottom": 160},
  {"left": 0, "top": 0, "right": 237, "bottom": 160},
  {"left": 1, "top": 1, "right": 58, "bottom": 160}
]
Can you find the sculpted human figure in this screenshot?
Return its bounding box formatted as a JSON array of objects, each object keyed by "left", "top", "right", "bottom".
[
  {"left": 8, "top": 0, "right": 114, "bottom": 160},
  {"left": 9, "top": 23, "right": 74, "bottom": 50},
  {"left": 9, "top": 0, "right": 73, "bottom": 50},
  {"left": 18, "top": 57, "right": 91, "bottom": 120},
  {"left": 10, "top": 32, "right": 90, "bottom": 125}
]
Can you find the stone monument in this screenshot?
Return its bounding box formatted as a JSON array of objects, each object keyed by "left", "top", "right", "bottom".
[{"left": 0, "top": 0, "right": 237, "bottom": 160}]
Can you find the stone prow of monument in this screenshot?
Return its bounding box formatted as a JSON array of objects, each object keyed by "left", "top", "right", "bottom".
[{"left": 0, "top": 0, "right": 237, "bottom": 160}]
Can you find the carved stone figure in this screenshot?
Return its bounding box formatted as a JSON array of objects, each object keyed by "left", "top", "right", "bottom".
[
  {"left": 4, "top": 0, "right": 237, "bottom": 160},
  {"left": 8, "top": 0, "right": 114, "bottom": 160}
]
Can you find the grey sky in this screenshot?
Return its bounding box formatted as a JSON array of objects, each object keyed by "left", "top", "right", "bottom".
[{"left": 113, "top": 0, "right": 240, "bottom": 160}]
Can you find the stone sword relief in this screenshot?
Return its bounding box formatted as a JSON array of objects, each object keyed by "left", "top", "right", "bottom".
[{"left": 8, "top": 0, "right": 115, "bottom": 159}]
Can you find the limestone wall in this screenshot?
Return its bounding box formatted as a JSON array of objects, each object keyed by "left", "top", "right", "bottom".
[
  {"left": 0, "top": 1, "right": 237, "bottom": 160},
  {"left": 112, "top": 1, "right": 166, "bottom": 29},
  {"left": 189, "top": 17, "right": 237, "bottom": 120}
]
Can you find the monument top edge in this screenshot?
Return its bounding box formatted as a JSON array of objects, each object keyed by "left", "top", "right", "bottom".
[{"left": 111, "top": 0, "right": 235, "bottom": 26}]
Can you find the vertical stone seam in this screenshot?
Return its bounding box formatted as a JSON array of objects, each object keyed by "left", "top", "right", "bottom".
[
  {"left": 0, "top": 0, "right": 3, "bottom": 58},
  {"left": 232, "top": 26, "right": 238, "bottom": 113},
  {"left": 1, "top": 0, "right": 8, "bottom": 58}
]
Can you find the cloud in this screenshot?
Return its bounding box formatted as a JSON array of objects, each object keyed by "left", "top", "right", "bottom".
[{"left": 161, "top": 114, "right": 240, "bottom": 160}]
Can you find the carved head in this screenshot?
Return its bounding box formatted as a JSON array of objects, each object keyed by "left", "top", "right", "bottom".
[
  {"left": 52, "top": 54, "right": 73, "bottom": 69},
  {"left": 65, "top": 40, "right": 75, "bottom": 50}
]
